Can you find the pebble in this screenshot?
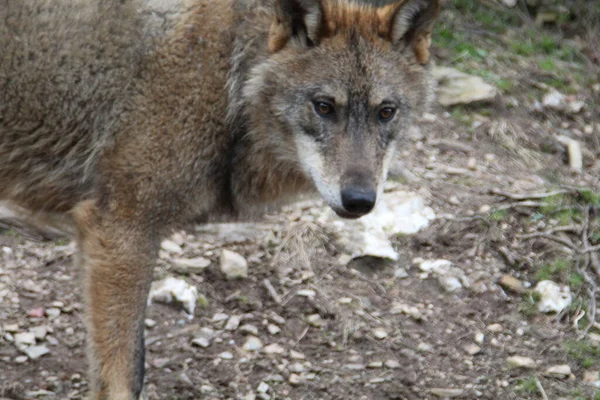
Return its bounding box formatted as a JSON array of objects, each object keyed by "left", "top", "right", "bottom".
[
  {"left": 152, "top": 358, "right": 170, "bottom": 368},
  {"left": 172, "top": 257, "right": 211, "bottom": 274},
  {"left": 288, "top": 374, "right": 302, "bottom": 385},
  {"left": 148, "top": 277, "right": 199, "bottom": 315},
  {"left": 256, "top": 382, "right": 270, "bottom": 393},
  {"left": 544, "top": 364, "right": 571, "bottom": 378},
  {"left": 534, "top": 280, "right": 572, "bottom": 313},
  {"left": 14, "top": 355, "right": 28, "bottom": 363},
  {"left": 297, "top": 289, "right": 316, "bottom": 298},
  {"left": 367, "top": 361, "right": 383, "bottom": 369},
  {"left": 430, "top": 388, "right": 464, "bottom": 398},
  {"left": 583, "top": 370, "right": 599, "bottom": 385},
  {"left": 225, "top": 316, "right": 241, "bottom": 331},
  {"left": 30, "top": 326, "right": 48, "bottom": 341},
  {"left": 219, "top": 250, "right": 248, "bottom": 279},
  {"left": 267, "top": 324, "right": 281, "bottom": 335},
  {"left": 263, "top": 343, "right": 285, "bottom": 355},
  {"left": 243, "top": 336, "right": 263, "bottom": 352},
  {"left": 240, "top": 324, "right": 259, "bottom": 336},
  {"left": 290, "top": 350, "right": 305, "bottom": 360},
  {"left": 14, "top": 332, "right": 36, "bottom": 349},
  {"left": 306, "top": 314, "right": 324, "bottom": 328},
  {"left": 384, "top": 359, "right": 401, "bottom": 369},
  {"left": 373, "top": 328, "right": 388, "bottom": 340},
  {"left": 145, "top": 319, "right": 157, "bottom": 329},
  {"left": 506, "top": 356, "right": 536, "bottom": 369},
  {"left": 474, "top": 331, "right": 485, "bottom": 344},
  {"left": 219, "top": 352, "right": 234, "bottom": 360},
  {"left": 24, "top": 345, "right": 50, "bottom": 360},
  {"left": 464, "top": 344, "right": 481, "bottom": 355},
  {"left": 3, "top": 323, "right": 19, "bottom": 333},
  {"left": 161, "top": 239, "right": 183, "bottom": 254},
  {"left": 28, "top": 308, "right": 45, "bottom": 318},
  {"left": 45, "top": 308, "right": 61, "bottom": 318},
  {"left": 212, "top": 313, "right": 229, "bottom": 323},
  {"left": 498, "top": 274, "right": 526, "bottom": 293},
  {"left": 345, "top": 363, "right": 366, "bottom": 370},
  {"left": 487, "top": 323, "right": 503, "bottom": 333},
  {"left": 418, "top": 342, "right": 433, "bottom": 352},
  {"left": 191, "top": 338, "right": 210, "bottom": 348}
]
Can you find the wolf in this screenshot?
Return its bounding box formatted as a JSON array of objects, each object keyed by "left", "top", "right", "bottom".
[{"left": 0, "top": 0, "right": 440, "bottom": 398}]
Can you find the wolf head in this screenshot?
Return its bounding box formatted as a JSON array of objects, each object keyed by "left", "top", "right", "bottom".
[{"left": 243, "top": 0, "right": 440, "bottom": 218}]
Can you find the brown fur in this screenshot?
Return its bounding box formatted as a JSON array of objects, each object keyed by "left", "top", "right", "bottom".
[{"left": 0, "top": 0, "right": 439, "bottom": 398}]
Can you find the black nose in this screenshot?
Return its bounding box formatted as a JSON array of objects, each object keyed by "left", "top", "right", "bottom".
[{"left": 341, "top": 186, "right": 376, "bottom": 215}]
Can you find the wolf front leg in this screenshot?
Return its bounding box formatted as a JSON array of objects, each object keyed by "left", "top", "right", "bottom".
[{"left": 73, "top": 201, "right": 158, "bottom": 400}]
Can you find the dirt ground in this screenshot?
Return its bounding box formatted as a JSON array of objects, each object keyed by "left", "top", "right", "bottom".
[{"left": 1, "top": 2, "right": 600, "bottom": 399}]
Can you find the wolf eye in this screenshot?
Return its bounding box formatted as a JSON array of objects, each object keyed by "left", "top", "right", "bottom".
[
  {"left": 314, "top": 101, "right": 335, "bottom": 117},
  {"left": 379, "top": 107, "right": 396, "bottom": 121}
]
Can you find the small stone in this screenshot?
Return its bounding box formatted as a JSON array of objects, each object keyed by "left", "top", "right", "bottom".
[
  {"left": 28, "top": 308, "right": 45, "bottom": 318},
  {"left": 152, "top": 358, "right": 170, "bottom": 368},
  {"left": 290, "top": 350, "right": 305, "bottom": 360},
  {"left": 191, "top": 337, "right": 210, "bottom": 348},
  {"left": 178, "top": 372, "right": 193, "bottom": 387},
  {"left": 297, "top": 289, "right": 316, "bottom": 298},
  {"left": 148, "top": 276, "right": 199, "bottom": 315},
  {"left": 373, "top": 328, "right": 388, "bottom": 340},
  {"left": 263, "top": 343, "right": 285, "bottom": 355},
  {"left": 45, "top": 308, "right": 61, "bottom": 319},
  {"left": 394, "top": 267, "right": 409, "bottom": 279},
  {"left": 144, "top": 319, "right": 157, "bottom": 329},
  {"left": 24, "top": 345, "right": 50, "bottom": 360},
  {"left": 172, "top": 257, "right": 211, "bottom": 274},
  {"left": 464, "top": 344, "right": 481, "bottom": 355},
  {"left": 3, "top": 323, "right": 19, "bottom": 333},
  {"left": 161, "top": 239, "right": 183, "bottom": 254},
  {"left": 534, "top": 280, "right": 572, "bottom": 313},
  {"left": 338, "top": 297, "right": 352, "bottom": 304},
  {"left": 474, "top": 332, "right": 485, "bottom": 344},
  {"left": 418, "top": 342, "right": 433, "bottom": 352},
  {"left": 430, "top": 388, "right": 464, "bottom": 398},
  {"left": 438, "top": 275, "right": 463, "bottom": 292},
  {"left": 14, "top": 355, "right": 28, "bottom": 363},
  {"left": 479, "top": 205, "right": 491, "bottom": 213},
  {"left": 290, "top": 363, "right": 304, "bottom": 373},
  {"left": 71, "top": 374, "right": 81, "bottom": 382},
  {"left": 219, "top": 351, "right": 234, "bottom": 360},
  {"left": 384, "top": 359, "right": 401, "bottom": 369},
  {"left": 30, "top": 326, "right": 48, "bottom": 341},
  {"left": 288, "top": 374, "right": 302, "bottom": 385},
  {"left": 507, "top": 356, "right": 536, "bottom": 369},
  {"left": 544, "top": 364, "right": 571, "bottom": 378},
  {"left": 225, "top": 315, "right": 241, "bottom": 331},
  {"left": 306, "top": 314, "right": 324, "bottom": 328},
  {"left": 344, "top": 363, "right": 365, "bottom": 370},
  {"left": 267, "top": 324, "right": 281, "bottom": 335},
  {"left": 367, "top": 361, "right": 383, "bottom": 369},
  {"left": 240, "top": 324, "right": 259, "bottom": 336},
  {"left": 256, "top": 382, "right": 270, "bottom": 393},
  {"left": 212, "top": 313, "right": 229, "bottom": 323},
  {"left": 487, "top": 324, "right": 503, "bottom": 333},
  {"left": 219, "top": 250, "right": 248, "bottom": 279},
  {"left": 14, "top": 332, "right": 36, "bottom": 349},
  {"left": 498, "top": 275, "right": 526, "bottom": 293},
  {"left": 243, "top": 336, "right": 263, "bottom": 352}
]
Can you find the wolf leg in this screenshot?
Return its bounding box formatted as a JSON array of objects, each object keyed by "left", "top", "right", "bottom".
[{"left": 74, "top": 201, "right": 157, "bottom": 400}]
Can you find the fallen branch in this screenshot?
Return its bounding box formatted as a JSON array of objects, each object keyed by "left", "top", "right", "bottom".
[{"left": 489, "top": 188, "right": 571, "bottom": 201}]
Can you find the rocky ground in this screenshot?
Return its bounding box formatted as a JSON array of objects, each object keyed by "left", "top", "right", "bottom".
[{"left": 1, "top": 1, "right": 600, "bottom": 399}]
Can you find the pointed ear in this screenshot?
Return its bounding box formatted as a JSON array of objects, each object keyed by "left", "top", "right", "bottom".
[
  {"left": 269, "top": 0, "right": 324, "bottom": 52},
  {"left": 378, "top": 0, "right": 440, "bottom": 65}
]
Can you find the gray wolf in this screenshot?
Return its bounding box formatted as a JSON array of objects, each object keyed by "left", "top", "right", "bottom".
[{"left": 0, "top": 0, "right": 439, "bottom": 397}]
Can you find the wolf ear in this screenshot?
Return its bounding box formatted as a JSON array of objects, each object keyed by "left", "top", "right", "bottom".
[
  {"left": 378, "top": 0, "right": 440, "bottom": 65},
  {"left": 269, "top": 0, "right": 323, "bottom": 52}
]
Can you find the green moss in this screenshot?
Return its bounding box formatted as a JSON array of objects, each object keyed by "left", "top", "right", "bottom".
[
  {"left": 566, "top": 340, "right": 600, "bottom": 368},
  {"left": 515, "top": 376, "right": 538, "bottom": 395}
]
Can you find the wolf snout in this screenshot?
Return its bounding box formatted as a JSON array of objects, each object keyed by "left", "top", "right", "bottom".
[{"left": 340, "top": 185, "right": 376, "bottom": 217}]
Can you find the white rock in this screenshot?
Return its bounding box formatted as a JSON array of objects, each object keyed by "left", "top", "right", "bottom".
[
  {"left": 430, "top": 388, "right": 464, "bottom": 398},
  {"left": 367, "top": 361, "right": 383, "bottom": 368},
  {"left": 542, "top": 89, "right": 566, "bottom": 110},
  {"left": 267, "top": 324, "right": 281, "bottom": 335},
  {"left": 464, "top": 344, "right": 481, "bottom": 355},
  {"left": 297, "top": 289, "right": 316, "bottom": 298},
  {"left": 288, "top": 373, "right": 302, "bottom": 385},
  {"left": 384, "top": 359, "right": 401, "bottom": 369},
  {"left": 290, "top": 350, "right": 305, "bottom": 360},
  {"left": 263, "top": 343, "right": 285, "bottom": 355},
  {"left": 219, "top": 351, "right": 234, "bottom": 360},
  {"left": 373, "top": 328, "right": 388, "bottom": 340},
  {"left": 148, "top": 276, "right": 198, "bottom": 315},
  {"left": 14, "top": 332, "right": 36, "bottom": 350},
  {"left": 219, "top": 250, "right": 248, "bottom": 279},
  {"left": 419, "top": 259, "right": 453, "bottom": 274},
  {"left": 14, "top": 355, "right": 28, "bottom": 363},
  {"left": 30, "top": 326, "right": 47, "bottom": 341},
  {"left": 172, "top": 257, "right": 210, "bottom": 274},
  {"left": 225, "top": 316, "right": 241, "bottom": 331},
  {"left": 544, "top": 364, "right": 571, "bottom": 378},
  {"left": 240, "top": 324, "right": 259, "bottom": 336},
  {"left": 501, "top": 0, "right": 517, "bottom": 6},
  {"left": 487, "top": 324, "right": 503, "bottom": 333},
  {"left": 306, "top": 314, "right": 324, "bottom": 328},
  {"left": 161, "top": 239, "right": 183, "bottom": 254},
  {"left": 191, "top": 337, "right": 210, "bottom": 348},
  {"left": 243, "top": 336, "right": 264, "bottom": 352},
  {"left": 327, "top": 191, "right": 435, "bottom": 261},
  {"left": 24, "top": 345, "right": 50, "bottom": 360},
  {"left": 418, "top": 259, "right": 469, "bottom": 292},
  {"left": 256, "top": 382, "right": 270, "bottom": 393},
  {"left": 534, "top": 280, "right": 572, "bottom": 313},
  {"left": 507, "top": 356, "right": 536, "bottom": 369},
  {"left": 433, "top": 66, "right": 497, "bottom": 106}
]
